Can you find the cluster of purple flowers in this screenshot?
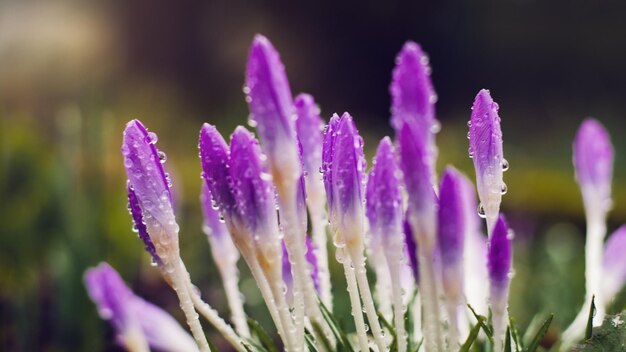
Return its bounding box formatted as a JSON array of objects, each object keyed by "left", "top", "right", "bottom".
[{"left": 84, "top": 34, "right": 626, "bottom": 352}]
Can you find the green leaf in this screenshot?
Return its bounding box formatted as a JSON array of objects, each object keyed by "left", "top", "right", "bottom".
[
  {"left": 207, "top": 336, "right": 220, "bottom": 352},
  {"left": 318, "top": 298, "right": 353, "bottom": 351},
  {"left": 311, "top": 320, "right": 334, "bottom": 352},
  {"left": 524, "top": 314, "right": 553, "bottom": 352},
  {"left": 377, "top": 310, "right": 398, "bottom": 350},
  {"left": 505, "top": 327, "right": 512, "bottom": 352},
  {"left": 460, "top": 321, "right": 483, "bottom": 352},
  {"left": 404, "top": 289, "right": 418, "bottom": 350},
  {"left": 586, "top": 295, "right": 597, "bottom": 340},
  {"left": 509, "top": 315, "right": 524, "bottom": 351},
  {"left": 468, "top": 304, "right": 494, "bottom": 344},
  {"left": 304, "top": 328, "right": 319, "bottom": 352},
  {"left": 247, "top": 318, "right": 278, "bottom": 352},
  {"left": 572, "top": 310, "right": 626, "bottom": 351}
]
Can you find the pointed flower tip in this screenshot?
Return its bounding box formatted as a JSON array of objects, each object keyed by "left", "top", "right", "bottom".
[
  {"left": 245, "top": 34, "right": 296, "bottom": 167},
  {"left": 366, "top": 136, "right": 402, "bottom": 236},
  {"left": 469, "top": 89, "right": 505, "bottom": 222},
  {"left": 122, "top": 119, "right": 177, "bottom": 239},
  {"left": 322, "top": 112, "right": 366, "bottom": 226},
  {"left": 488, "top": 215, "right": 512, "bottom": 290},
  {"left": 228, "top": 126, "right": 277, "bottom": 236},
  {"left": 573, "top": 118, "right": 613, "bottom": 197},
  {"left": 390, "top": 41, "right": 437, "bottom": 132},
  {"left": 438, "top": 167, "right": 467, "bottom": 267}
]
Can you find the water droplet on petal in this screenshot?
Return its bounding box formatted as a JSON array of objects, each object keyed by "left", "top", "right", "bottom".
[
  {"left": 477, "top": 203, "right": 486, "bottom": 218},
  {"left": 501, "top": 183, "right": 508, "bottom": 195},
  {"left": 501, "top": 158, "right": 509, "bottom": 171},
  {"left": 158, "top": 151, "right": 167, "bottom": 163}
]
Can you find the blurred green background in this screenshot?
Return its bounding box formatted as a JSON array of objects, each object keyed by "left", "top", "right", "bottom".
[{"left": 3, "top": 0, "right": 626, "bottom": 351}]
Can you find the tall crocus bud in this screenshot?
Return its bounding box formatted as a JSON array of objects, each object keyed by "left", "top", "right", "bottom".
[
  {"left": 488, "top": 215, "right": 513, "bottom": 352},
  {"left": 437, "top": 167, "right": 471, "bottom": 347},
  {"left": 127, "top": 182, "right": 162, "bottom": 267},
  {"left": 366, "top": 137, "right": 407, "bottom": 352},
  {"left": 563, "top": 118, "right": 614, "bottom": 342},
  {"left": 122, "top": 120, "right": 178, "bottom": 261},
  {"left": 85, "top": 263, "right": 198, "bottom": 352},
  {"left": 602, "top": 225, "right": 626, "bottom": 302},
  {"left": 468, "top": 89, "right": 505, "bottom": 235},
  {"left": 245, "top": 34, "right": 300, "bottom": 193}
]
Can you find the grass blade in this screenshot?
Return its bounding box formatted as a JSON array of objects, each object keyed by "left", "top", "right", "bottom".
[
  {"left": 524, "top": 314, "right": 553, "bottom": 352},
  {"left": 460, "top": 321, "right": 483, "bottom": 352},
  {"left": 585, "top": 295, "right": 596, "bottom": 340},
  {"left": 247, "top": 318, "right": 278, "bottom": 352}
]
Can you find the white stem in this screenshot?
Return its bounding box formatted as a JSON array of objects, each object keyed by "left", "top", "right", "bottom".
[
  {"left": 373, "top": 251, "right": 392, "bottom": 320},
  {"left": 123, "top": 325, "right": 149, "bottom": 352},
  {"left": 342, "top": 255, "right": 370, "bottom": 352},
  {"left": 417, "top": 249, "right": 445, "bottom": 352},
  {"left": 265, "top": 263, "right": 300, "bottom": 352},
  {"left": 352, "top": 249, "right": 388, "bottom": 352},
  {"left": 187, "top": 281, "right": 246, "bottom": 352},
  {"left": 311, "top": 209, "right": 333, "bottom": 309},
  {"left": 169, "top": 260, "right": 210, "bottom": 352},
  {"left": 412, "top": 292, "right": 423, "bottom": 343},
  {"left": 445, "top": 303, "right": 460, "bottom": 350},
  {"left": 491, "top": 302, "right": 508, "bottom": 352},
  {"left": 389, "top": 259, "right": 407, "bottom": 352},
  {"left": 219, "top": 263, "right": 250, "bottom": 337}
]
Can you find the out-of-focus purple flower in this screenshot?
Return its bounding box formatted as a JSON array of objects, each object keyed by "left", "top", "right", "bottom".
[
  {"left": 245, "top": 34, "right": 300, "bottom": 187},
  {"left": 122, "top": 119, "right": 179, "bottom": 254},
  {"left": 468, "top": 90, "right": 505, "bottom": 233},
  {"left": 603, "top": 225, "right": 626, "bottom": 301},
  {"left": 322, "top": 113, "right": 367, "bottom": 236},
  {"left": 488, "top": 215, "right": 512, "bottom": 294},
  {"left": 127, "top": 182, "right": 162, "bottom": 267},
  {"left": 295, "top": 93, "right": 324, "bottom": 181},
  {"left": 85, "top": 263, "right": 198, "bottom": 352},
  {"left": 366, "top": 137, "right": 403, "bottom": 249},
  {"left": 404, "top": 217, "right": 419, "bottom": 284},
  {"left": 437, "top": 167, "right": 467, "bottom": 268},
  {"left": 228, "top": 126, "right": 278, "bottom": 238},
  {"left": 282, "top": 237, "right": 320, "bottom": 304},
  {"left": 200, "top": 183, "right": 239, "bottom": 268},
  {"left": 390, "top": 41, "right": 438, "bottom": 137},
  {"left": 199, "top": 123, "right": 238, "bottom": 221},
  {"left": 573, "top": 118, "right": 613, "bottom": 210}
]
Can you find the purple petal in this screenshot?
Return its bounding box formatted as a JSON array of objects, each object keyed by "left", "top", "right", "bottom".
[
  {"left": 282, "top": 237, "right": 320, "bottom": 298},
  {"left": 245, "top": 35, "right": 298, "bottom": 167},
  {"left": 573, "top": 118, "right": 613, "bottom": 203},
  {"left": 603, "top": 225, "right": 626, "bottom": 300},
  {"left": 437, "top": 167, "right": 467, "bottom": 268},
  {"left": 200, "top": 182, "right": 230, "bottom": 240},
  {"left": 85, "top": 263, "right": 134, "bottom": 330},
  {"left": 122, "top": 120, "right": 177, "bottom": 234},
  {"left": 322, "top": 113, "right": 366, "bottom": 222},
  {"left": 127, "top": 182, "right": 162, "bottom": 266},
  {"left": 199, "top": 123, "right": 237, "bottom": 219},
  {"left": 487, "top": 215, "right": 512, "bottom": 291},
  {"left": 322, "top": 114, "right": 340, "bottom": 214},
  {"left": 468, "top": 90, "right": 504, "bottom": 223},
  {"left": 366, "top": 137, "right": 402, "bottom": 239},
  {"left": 295, "top": 93, "right": 325, "bottom": 178},
  {"left": 228, "top": 126, "right": 278, "bottom": 236},
  {"left": 404, "top": 217, "right": 419, "bottom": 283},
  {"left": 390, "top": 41, "right": 438, "bottom": 136}
]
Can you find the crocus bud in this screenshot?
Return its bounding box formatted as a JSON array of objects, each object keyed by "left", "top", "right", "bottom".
[
  {"left": 85, "top": 263, "right": 198, "bottom": 352},
  {"left": 468, "top": 89, "right": 505, "bottom": 234},
  {"left": 390, "top": 41, "right": 438, "bottom": 138},
  {"left": 404, "top": 217, "right": 419, "bottom": 283},
  {"left": 295, "top": 93, "right": 324, "bottom": 185},
  {"left": 200, "top": 183, "right": 239, "bottom": 270},
  {"left": 366, "top": 137, "right": 403, "bottom": 251},
  {"left": 122, "top": 119, "right": 179, "bottom": 258},
  {"left": 573, "top": 118, "right": 613, "bottom": 213},
  {"left": 245, "top": 34, "right": 300, "bottom": 191},
  {"left": 602, "top": 225, "right": 626, "bottom": 302},
  {"left": 199, "top": 123, "right": 238, "bottom": 223},
  {"left": 228, "top": 126, "right": 279, "bottom": 242},
  {"left": 127, "top": 182, "right": 162, "bottom": 267},
  {"left": 322, "top": 112, "right": 367, "bottom": 243},
  {"left": 437, "top": 167, "right": 469, "bottom": 301},
  {"left": 487, "top": 215, "right": 513, "bottom": 352}
]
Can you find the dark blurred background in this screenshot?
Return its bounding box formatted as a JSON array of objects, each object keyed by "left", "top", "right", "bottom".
[{"left": 3, "top": 0, "right": 626, "bottom": 350}]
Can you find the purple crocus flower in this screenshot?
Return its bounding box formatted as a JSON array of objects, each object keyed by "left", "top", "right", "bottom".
[
  {"left": 468, "top": 89, "right": 505, "bottom": 234},
  {"left": 122, "top": 119, "right": 179, "bottom": 258},
  {"left": 602, "top": 225, "right": 626, "bottom": 302},
  {"left": 200, "top": 182, "right": 239, "bottom": 268},
  {"left": 404, "top": 217, "right": 419, "bottom": 283},
  {"left": 322, "top": 112, "right": 367, "bottom": 237},
  {"left": 85, "top": 263, "right": 198, "bottom": 352},
  {"left": 282, "top": 237, "right": 320, "bottom": 305},
  {"left": 295, "top": 93, "right": 324, "bottom": 183},
  {"left": 573, "top": 118, "right": 613, "bottom": 211},
  {"left": 245, "top": 34, "right": 300, "bottom": 189},
  {"left": 127, "top": 182, "right": 162, "bottom": 267},
  {"left": 228, "top": 126, "right": 278, "bottom": 239},
  {"left": 488, "top": 214, "right": 513, "bottom": 352}
]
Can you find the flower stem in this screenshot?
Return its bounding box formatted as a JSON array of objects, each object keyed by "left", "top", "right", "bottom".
[
  {"left": 217, "top": 263, "right": 250, "bottom": 338},
  {"left": 417, "top": 248, "right": 444, "bottom": 352},
  {"left": 311, "top": 207, "right": 333, "bottom": 309},
  {"left": 389, "top": 259, "right": 408, "bottom": 352},
  {"left": 341, "top": 252, "right": 370, "bottom": 352}
]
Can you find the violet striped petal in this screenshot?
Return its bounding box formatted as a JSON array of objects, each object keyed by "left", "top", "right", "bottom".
[
  {"left": 366, "top": 137, "right": 402, "bottom": 245},
  {"left": 322, "top": 112, "right": 366, "bottom": 231},
  {"left": 122, "top": 120, "right": 178, "bottom": 237},
  {"left": 85, "top": 263, "right": 197, "bottom": 352},
  {"left": 282, "top": 237, "right": 320, "bottom": 297},
  {"left": 573, "top": 118, "right": 613, "bottom": 209},
  {"left": 487, "top": 215, "right": 512, "bottom": 293},
  {"left": 127, "top": 182, "right": 162, "bottom": 266},
  {"left": 602, "top": 225, "right": 626, "bottom": 301},
  {"left": 245, "top": 35, "right": 300, "bottom": 185},
  {"left": 295, "top": 93, "right": 325, "bottom": 179},
  {"left": 228, "top": 126, "right": 278, "bottom": 237},
  {"left": 199, "top": 123, "right": 238, "bottom": 219},
  {"left": 390, "top": 41, "right": 438, "bottom": 136},
  {"left": 321, "top": 114, "right": 340, "bottom": 215},
  {"left": 404, "top": 217, "right": 419, "bottom": 284},
  {"left": 200, "top": 182, "right": 229, "bottom": 240},
  {"left": 468, "top": 90, "right": 505, "bottom": 231},
  {"left": 437, "top": 167, "right": 467, "bottom": 268}
]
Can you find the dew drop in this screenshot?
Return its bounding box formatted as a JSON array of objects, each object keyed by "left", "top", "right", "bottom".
[
  {"left": 430, "top": 120, "right": 441, "bottom": 134},
  {"left": 501, "top": 158, "right": 509, "bottom": 172},
  {"left": 158, "top": 151, "right": 167, "bottom": 163},
  {"left": 131, "top": 224, "right": 139, "bottom": 233},
  {"left": 147, "top": 132, "right": 158, "bottom": 144},
  {"left": 468, "top": 147, "right": 474, "bottom": 159},
  {"left": 247, "top": 116, "right": 257, "bottom": 127},
  {"left": 477, "top": 203, "right": 486, "bottom": 218},
  {"left": 500, "top": 183, "right": 508, "bottom": 195},
  {"left": 150, "top": 257, "right": 159, "bottom": 267},
  {"left": 467, "top": 120, "right": 472, "bottom": 128}
]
